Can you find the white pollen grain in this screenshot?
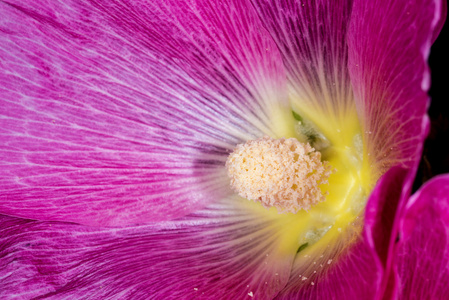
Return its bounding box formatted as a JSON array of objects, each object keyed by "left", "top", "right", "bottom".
[{"left": 226, "top": 136, "right": 332, "bottom": 213}]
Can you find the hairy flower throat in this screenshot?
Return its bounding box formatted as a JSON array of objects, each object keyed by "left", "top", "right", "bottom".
[{"left": 226, "top": 136, "right": 332, "bottom": 213}]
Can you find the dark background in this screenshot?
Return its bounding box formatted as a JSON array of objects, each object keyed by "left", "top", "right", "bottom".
[{"left": 413, "top": 14, "right": 449, "bottom": 191}]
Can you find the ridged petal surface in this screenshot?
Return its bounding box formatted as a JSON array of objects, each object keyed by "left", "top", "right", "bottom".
[
  {"left": 348, "top": 0, "right": 444, "bottom": 179},
  {"left": 250, "top": 0, "right": 355, "bottom": 127},
  {"left": 0, "top": 0, "right": 288, "bottom": 226},
  {"left": 0, "top": 197, "right": 297, "bottom": 299}
]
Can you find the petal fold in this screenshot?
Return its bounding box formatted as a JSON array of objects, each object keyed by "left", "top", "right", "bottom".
[
  {"left": 393, "top": 175, "right": 449, "bottom": 299},
  {"left": 0, "top": 0, "right": 288, "bottom": 225}
]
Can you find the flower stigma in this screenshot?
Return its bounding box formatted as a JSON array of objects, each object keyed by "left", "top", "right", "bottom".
[{"left": 226, "top": 136, "right": 333, "bottom": 213}]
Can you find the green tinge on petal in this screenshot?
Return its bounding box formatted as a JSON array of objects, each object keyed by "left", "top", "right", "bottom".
[{"left": 252, "top": 92, "right": 375, "bottom": 297}]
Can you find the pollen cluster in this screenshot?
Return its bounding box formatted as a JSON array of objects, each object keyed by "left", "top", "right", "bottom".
[{"left": 226, "top": 136, "right": 332, "bottom": 213}]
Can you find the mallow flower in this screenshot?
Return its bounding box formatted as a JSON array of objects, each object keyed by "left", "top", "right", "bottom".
[{"left": 0, "top": 0, "right": 447, "bottom": 299}]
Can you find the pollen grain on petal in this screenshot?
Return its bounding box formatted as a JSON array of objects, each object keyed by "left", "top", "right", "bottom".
[{"left": 226, "top": 136, "right": 332, "bottom": 213}]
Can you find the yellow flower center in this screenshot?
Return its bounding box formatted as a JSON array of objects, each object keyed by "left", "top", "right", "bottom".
[
  {"left": 226, "top": 136, "right": 332, "bottom": 213},
  {"left": 224, "top": 107, "right": 374, "bottom": 258}
]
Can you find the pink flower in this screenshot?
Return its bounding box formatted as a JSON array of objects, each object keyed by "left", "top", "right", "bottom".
[{"left": 0, "top": 0, "right": 446, "bottom": 298}]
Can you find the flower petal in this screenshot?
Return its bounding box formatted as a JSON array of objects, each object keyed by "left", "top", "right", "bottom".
[
  {"left": 276, "top": 233, "right": 382, "bottom": 299},
  {"left": 364, "top": 167, "right": 410, "bottom": 265},
  {"left": 0, "top": 0, "right": 289, "bottom": 225},
  {"left": 393, "top": 175, "right": 449, "bottom": 299},
  {"left": 0, "top": 197, "right": 297, "bottom": 299},
  {"left": 250, "top": 0, "right": 356, "bottom": 132},
  {"left": 276, "top": 166, "right": 409, "bottom": 299},
  {"left": 364, "top": 166, "right": 410, "bottom": 299},
  {"left": 347, "top": 0, "right": 445, "bottom": 179},
  {"left": 431, "top": 0, "right": 447, "bottom": 43}
]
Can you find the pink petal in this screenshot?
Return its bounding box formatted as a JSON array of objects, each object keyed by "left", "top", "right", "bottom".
[
  {"left": 0, "top": 0, "right": 288, "bottom": 226},
  {"left": 393, "top": 175, "right": 449, "bottom": 299},
  {"left": 276, "top": 167, "right": 408, "bottom": 299},
  {"left": 277, "top": 234, "right": 382, "bottom": 299},
  {"left": 431, "top": 0, "right": 447, "bottom": 43},
  {"left": 0, "top": 197, "right": 297, "bottom": 299},
  {"left": 364, "top": 166, "right": 411, "bottom": 299},
  {"left": 347, "top": 0, "right": 445, "bottom": 178},
  {"left": 250, "top": 0, "right": 355, "bottom": 120}
]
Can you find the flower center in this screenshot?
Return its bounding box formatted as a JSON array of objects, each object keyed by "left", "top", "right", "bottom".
[{"left": 225, "top": 136, "right": 332, "bottom": 213}]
